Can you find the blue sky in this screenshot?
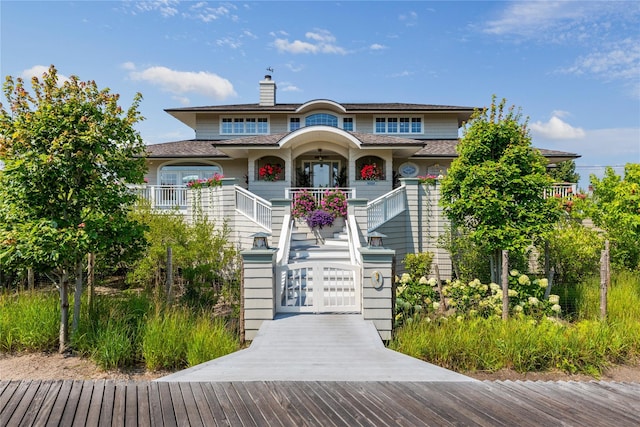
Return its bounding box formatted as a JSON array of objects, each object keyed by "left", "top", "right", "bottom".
[{"left": 2, "top": 1, "right": 639, "bottom": 188}]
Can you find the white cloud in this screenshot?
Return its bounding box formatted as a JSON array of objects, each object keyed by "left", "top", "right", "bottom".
[
  {"left": 370, "top": 43, "right": 387, "bottom": 51},
  {"left": 285, "top": 63, "right": 304, "bottom": 73},
  {"left": 530, "top": 115, "right": 586, "bottom": 140},
  {"left": 399, "top": 11, "right": 418, "bottom": 26},
  {"left": 560, "top": 38, "right": 640, "bottom": 82},
  {"left": 133, "top": 0, "right": 179, "bottom": 18},
  {"left": 273, "top": 29, "right": 347, "bottom": 55},
  {"left": 121, "top": 62, "right": 136, "bottom": 71},
  {"left": 128, "top": 65, "right": 236, "bottom": 100},
  {"left": 280, "top": 83, "right": 301, "bottom": 92},
  {"left": 484, "top": 2, "right": 583, "bottom": 36},
  {"left": 21, "top": 65, "right": 70, "bottom": 84}
]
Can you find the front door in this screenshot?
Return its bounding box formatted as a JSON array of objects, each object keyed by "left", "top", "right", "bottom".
[{"left": 305, "top": 161, "right": 340, "bottom": 188}]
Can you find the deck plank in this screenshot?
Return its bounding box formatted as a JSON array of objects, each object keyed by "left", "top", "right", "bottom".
[
  {"left": 208, "top": 382, "right": 245, "bottom": 426},
  {"left": 0, "top": 380, "right": 20, "bottom": 417},
  {"left": 84, "top": 379, "right": 105, "bottom": 427},
  {"left": 331, "top": 381, "right": 412, "bottom": 427},
  {"left": 157, "top": 381, "right": 178, "bottom": 427},
  {"left": 31, "top": 380, "right": 63, "bottom": 427},
  {"left": 256, "top": 381, "right": 307, "bottom": 426},
  {"left": 59, "top": 379, "right": 84, "bottom": 426},
  {"left": 71, "top": 380, "right": 94, "bottom": 427},
  {"left": 375, "top": 381, "right": 455, "bottom": 426},
  {"left": 232, "top": 382, "right": 285, "bottom": 427},
  {"left": 1, "top": 380, "right": 31, "bottom": 425},
  {"left": 219, "top": 381, "right": 263, "bottom": 426},
  {"left": 147, "top": 381, "right": 165, "bottom": 427},
  {"left": 135, "top": 381, "right": 151, "bottom": 427},
  {"left": 45, "top": 379, "right": 74, "bottom": 427},
  {"left": 295, "top": 381, "right": 344, "bottom": 427},
  {"left": 177, "top": 382, "right": 204, "bottom": 427},
  {"left": 199, "top": 382, "right": 231, "bottom": 426},
  {"left": 124, "top": 381, "right": 139, "bottom": 427},
  {"left": 187, "top": 382, "right": 219, "bottom": 427},
  {"left": 263, "top": 380, "right": 324, "bottom": 426},
  {"left": 6, "top": 379, "right": 41, "bottom": 426},
  {"left": 98, "top": 379, "right": 115, "bottom": 427},
  {"left": 17, "top": 380, "right": 53, "bottom": 427},
  {"left": 112, "top": 380, "right": 127, "bottom": 426},
  {"left": 310, "top": 381, "right": 369, "bottom": 427}
]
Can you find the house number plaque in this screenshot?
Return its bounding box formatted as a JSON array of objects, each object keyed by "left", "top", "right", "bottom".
[{"left": 370, "top": 270, "right": 384, "bottom": 289}]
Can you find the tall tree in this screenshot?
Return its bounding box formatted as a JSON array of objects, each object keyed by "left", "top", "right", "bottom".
[
  {"left": 440, "top": 96, "right": 562, "bottom": 281},
  {"left": 0, "top": 65, "right": 147, "bottom": 352},
  {"left": 548, "top": 160, "right": 580, "bottom": 184},
  {"left": 587, "top": 164, "right": 640, "bottom": 270}
]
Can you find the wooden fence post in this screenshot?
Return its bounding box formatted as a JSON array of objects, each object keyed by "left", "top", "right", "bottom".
[
  {"left": 87, "top": 253, "right": 95, "bottom": 316},
  {"left": 434, "top": 264, "right": 447, "bottom": 313},
  {"left": 600, "top": 241, "right": 610, "bottom": 319},
  {"left": 501, "top": 250, "right": 509, "bottom": 321}
]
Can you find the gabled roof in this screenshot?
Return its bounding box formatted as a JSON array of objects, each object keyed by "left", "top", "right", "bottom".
[{"left": 413, "top": 140, "right": 580, "bottom": 162}]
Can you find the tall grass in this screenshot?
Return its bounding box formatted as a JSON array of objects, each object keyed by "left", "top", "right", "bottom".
[
  {"left": 390, "top": 271, "right": 640, "bottom": 376},
  {"left": 142, "top": 307, "right": 239, "bottom": 370},
  {"left": 1, "top": 289, "right": 240, "bottom": 372},
  {"left": 0, "top": 290, "right": 59, "bottom": 352}
]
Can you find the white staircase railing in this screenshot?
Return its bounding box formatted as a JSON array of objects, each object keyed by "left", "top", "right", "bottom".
[
  {"left": 367, "top": 186, "right": 406, "bottom": 232},
  {"left": 276, "top": 215, "right": 294, "bottom": 265},
  {"left": 347, "top": 214, "right": 362, "bottom": 265},
  {"left": 235, "top": 186, "right": 272, "bottom": 230}
]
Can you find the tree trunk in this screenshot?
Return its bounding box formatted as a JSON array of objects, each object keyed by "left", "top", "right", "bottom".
[
  {"left": 87, "top": 253, "right": 95, "bottom": 317},
  {"left": 72, "top": 259, "right": 83, "bottom": 333},
  {"left": 59, "top": 270, "right": 70, "bottom": 353},
  {"left": 165, "top": 246, "right": 173, "bottom": 305}
]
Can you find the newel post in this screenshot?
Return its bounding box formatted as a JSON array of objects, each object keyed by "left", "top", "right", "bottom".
[
  {"left": 359, "top": 246, "right": 395, "bottom": 341},
  {"left": 241, "top": 246, "right": 277, "bottom": 341}
]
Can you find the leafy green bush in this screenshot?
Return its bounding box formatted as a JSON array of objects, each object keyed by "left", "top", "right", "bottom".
[
  {"left": 403, "top": 252, "right": 433, "bottom": 281},
  {"left": 542, "top": 219, "right": 603, "bottom": 286}
]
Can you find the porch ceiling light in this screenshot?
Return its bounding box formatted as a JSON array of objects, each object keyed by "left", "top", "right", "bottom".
[
  {"left": 367, "top": 232, "right": 386, "bottom": 248},
  {"left": 251, "top": 232, "right": 271, "bottom": 249}
]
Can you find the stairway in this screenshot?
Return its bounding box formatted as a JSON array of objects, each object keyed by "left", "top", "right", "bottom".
[
  {"left": 281, "top": 217, "right": 359, "bottom": 312},
  {"left": 288, "top": 217, "right": 350, "bottom": 264}
]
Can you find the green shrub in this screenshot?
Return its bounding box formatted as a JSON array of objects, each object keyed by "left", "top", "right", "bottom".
[
  {"left": 142, "top": 308, "right": 192, "bottom": 371},
  {"left": 403, "top": 252, "right": 433, "bottom": 281}
]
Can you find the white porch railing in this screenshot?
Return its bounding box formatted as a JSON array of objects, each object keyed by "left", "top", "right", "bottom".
[
  {"left": 130, "top": 185, "right": 189, "bottom": 209},
  {"left": 545, "top": 183, "right": 578, "bottom": 199},
  {"left": 367, "top": 186, "right": 406, "bottom": 232},
  {"left": 235, "top": 185, "right": 272, "bottom": 230},
  {"left": 285, "top": 187, "right": 356, "bottom": 203}
]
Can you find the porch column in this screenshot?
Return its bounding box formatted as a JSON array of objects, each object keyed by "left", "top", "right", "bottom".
[
  {"left": 359, "top": 247, "right": 395, "bottom": 341},
  {"left": 270, "top": 199, "right": 292, "bottom": 252},
  {"left": 241, "top": 248, "right": 277, "bottom": 341},
  {"left": 400, "top": 177, "right": 424, "bottom": 254}
]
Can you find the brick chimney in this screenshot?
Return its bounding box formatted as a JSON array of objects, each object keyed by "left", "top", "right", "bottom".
[{"left": 259, "top": 75, "right": 276, "bottom": 107}]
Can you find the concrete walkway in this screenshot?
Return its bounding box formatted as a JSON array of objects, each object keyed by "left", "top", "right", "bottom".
[{"left": 158, "top": 314, "right": 475, "bottom": 382}]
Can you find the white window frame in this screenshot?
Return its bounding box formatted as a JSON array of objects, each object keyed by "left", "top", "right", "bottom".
[
  {"left": 220, "top": 116, "right": 269, "bottom": 135},
  {"left": 374, "top": 116, "right": 423, "bottom": 134}
]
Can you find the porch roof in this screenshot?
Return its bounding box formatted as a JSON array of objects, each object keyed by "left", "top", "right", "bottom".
[{"left": 144, "top": 139, "right": 229, "bottom": 158}]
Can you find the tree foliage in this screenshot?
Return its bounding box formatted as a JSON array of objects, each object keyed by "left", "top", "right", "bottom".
[
  {"left": 440, "top": 96, "right": 562, "bottom": 279},
  {"left": 548, "top": 160, "right": 580, "bottom": 184},
  {"left": 587, "top": 164, "right": 640, "bottom": 270},
  {"left": 0, "top": 65, "right": 147, "bottom": 350}
]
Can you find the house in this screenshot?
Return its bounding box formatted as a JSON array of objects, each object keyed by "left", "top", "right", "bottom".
[{"left": 141, "top": 75, "right": 579, "bottom": 339}]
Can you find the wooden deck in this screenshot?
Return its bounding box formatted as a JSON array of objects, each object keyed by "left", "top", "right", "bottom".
[{"left": 1, "top": 379, "right": 639, "bottom": 426}]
